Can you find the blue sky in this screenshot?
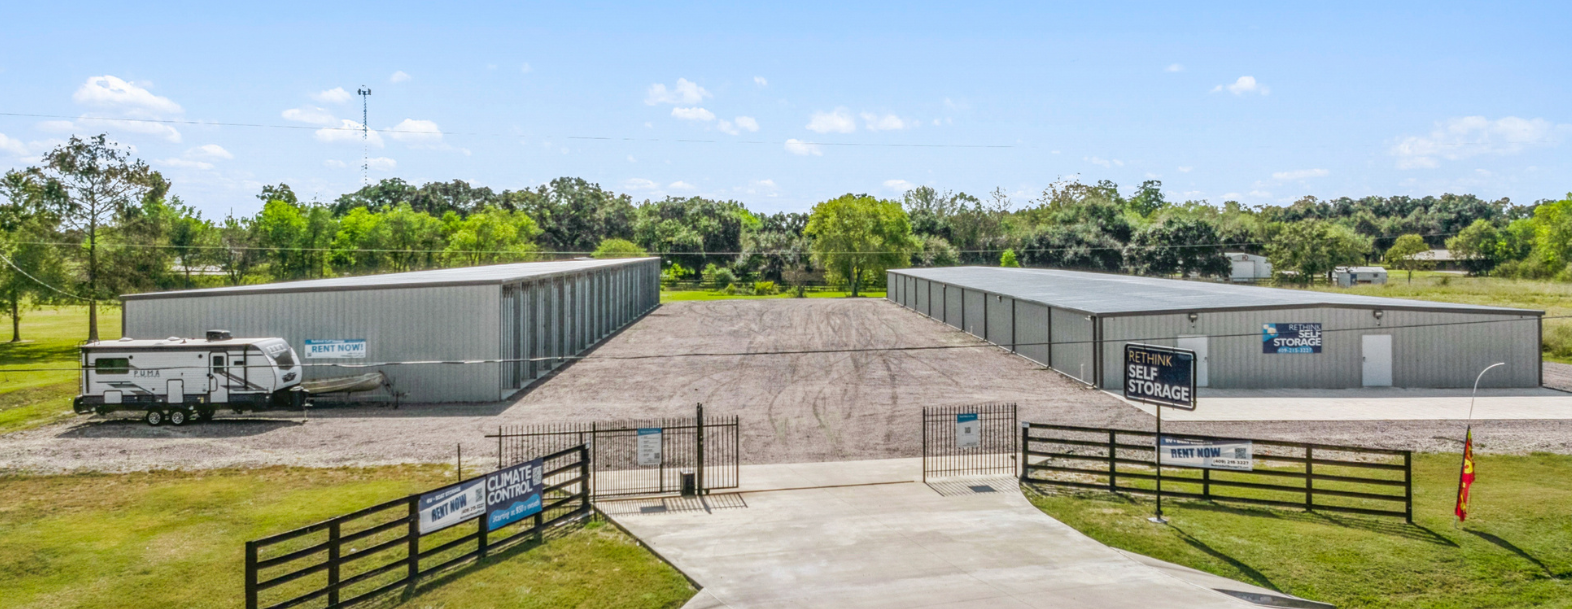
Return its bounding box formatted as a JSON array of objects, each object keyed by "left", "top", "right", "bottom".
[{"left": 2, "top": 1, "right": 1568, "bottom": 218}]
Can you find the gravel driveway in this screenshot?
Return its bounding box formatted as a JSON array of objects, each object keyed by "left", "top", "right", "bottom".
[{"left": 3, "top": 298, "right": 1568, "bottom": 474}]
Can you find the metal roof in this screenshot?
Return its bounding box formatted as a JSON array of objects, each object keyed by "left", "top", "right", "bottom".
[
  {"left": 891, "top": 266, "right": 1541, "bottom": 316},
  {"left": 122, "top": 257, "right": 656, "bottom": 300}
]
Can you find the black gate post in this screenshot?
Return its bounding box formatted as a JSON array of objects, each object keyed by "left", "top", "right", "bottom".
[
  {"left": 245, "top": 540, "right": 258, "bottom": 609},
  {"left": 1019, "top": 422, "right": 1028, "bottom": 482},
  {"left": 921, "top": 407, "right": 928, "bottom": 483},
  {"left": 328, "top": 522, "right": 341, "bottom": 606},
  {"left": 406, "top": 496, "right": 420, "bottom": 585},
  {"left": 696, "top": 403, "right": 706, "bottom": 494},
  {"left": 1403, "top": 451, "right": 1414, "bottom": 523}
]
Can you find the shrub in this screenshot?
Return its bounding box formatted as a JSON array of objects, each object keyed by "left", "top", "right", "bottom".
[
  {"left": 1545, "top": 323, "right": 1572, "bottom": 359},
  {"left": 722, "top": 283, "right": 738, "bottom": 295},
  {"left": 793, "top": 284, "right": 807, "bottom": 298},
  {"left": 702, "top": 263, "right": 737, "bottom": 289},
  {"left": 753, "top": 281, "right": 777, "bottom": 295}
]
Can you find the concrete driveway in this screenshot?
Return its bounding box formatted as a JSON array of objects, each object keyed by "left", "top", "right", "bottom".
[{"left": 602, "top": 459, "right": 1276, "bottom": 609}]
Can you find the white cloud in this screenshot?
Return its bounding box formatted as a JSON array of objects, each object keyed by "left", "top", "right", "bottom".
[
  {"left": 388, "top": 118, "right": 443, "bottom": 143},
  {"left": 627, "top": 155, "right": 637, "bottom": 163},
  {"left": 883, "top": 179, "right": 914, "bottom": 192},
  {"left": 671, "top": 107, "right": 715, "bottom": 121},
  {"left": 645, "top": 78, "right": 710, "bottom": 105},
  {"left": 861, "top": 112, "right": 908, "bottom": 131},
  {"left": 282, "top": 105, "right": 337, "bottom": 126},
  {"left": 389, "top": 71, "right": 411, "bottom": 83},
  {"left": 1390, "top": 116, "right": 1570, "bottom": 169},
  {"left": 1272, "top": 168, "right": 1329, "bottom": 180},
  {"left": 315, "top": 119, "right": 384, "bottom": 147},
  {"left": 312, "top": 87, "right": 353, "bottom": 104},
  {"left": 1165, "top": 63, "right": 1185, "bottom": 73},
  {"left": 324, "top": 159, "right": 348, "bottom": 168},
  {"left": 73, "top": 75, "right": 182, "bottom": 115},
  {"left": 668, "top": 181, "right": 696, "bottom": 190},
  {"left": 734, "top": 116, "right": 759, "bottom": 132},
  {"left": 520, "top": 63, "right": 532, "bottom": 73},
  {"left": 156, "top": 158, "right": 213, "bottom": 170},
  {"left": 784, "top": 139, "right": 822, "bottom": 156},
  {"left": 806, "top": 108, "right": 856, "bottom": 134},
  {"left": 367, "top": 157, "right": 396, "bottom": 171},
  {"left": 187, "top": 144, "right": 232, "bottom": 160},
  {"left": 1213, "top": 76, "right": 1269, "bottom": 95},
  {"left": 757, "top": 179, "right": 775, "bottom": 187},
  {"left": 0, "top": 133, "right": 28, "bottom": 156},
  {"left": 1177, "top": 166, "right": 1193, "bottom": 173},
  {"left": 624, "top": 178, "right": 660, "bottom": 191},
  {"left": 36, "top": 120, "right": 75, "bottom": 133},
  {"left": 754, "top": 76, "right": 768, "bottom": 86},
  {"left": 717, "top": 119, "right": 738, "bottom": 135},
  {"left": 1085, "top": 156, "right": 1123, "bottom": 168}
]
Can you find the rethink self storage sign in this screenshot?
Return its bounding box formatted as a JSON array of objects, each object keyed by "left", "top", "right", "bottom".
[
  {"left": 1262, "top": 323, "right": 1321, "bottom": 354},
  {"left": 1123, "top": 344, "right": 1196, "bottom": 410}
]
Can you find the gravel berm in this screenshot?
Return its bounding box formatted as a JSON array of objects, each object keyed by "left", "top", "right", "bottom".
[{"left": 2, "top": 299, "right": 1567, "bottom": 474}]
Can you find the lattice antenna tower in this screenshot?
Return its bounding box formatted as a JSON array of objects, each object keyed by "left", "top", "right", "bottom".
[{"left": 356, "top": 86, "right": 372, "bottom": 186}]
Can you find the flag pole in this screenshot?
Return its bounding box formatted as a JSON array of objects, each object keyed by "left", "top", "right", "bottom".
[{"left": 1457, "top": 362, "right": 1503, "bottom": 526}]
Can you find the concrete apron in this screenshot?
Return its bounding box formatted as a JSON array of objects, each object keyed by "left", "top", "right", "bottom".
[{"left": 600, "top": 458, "right": 1289, "bottom": 609}]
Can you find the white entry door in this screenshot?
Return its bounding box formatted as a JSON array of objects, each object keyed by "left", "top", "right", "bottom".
[
  {"left": 1362, "top": 335, "right": 1393, "bottom": 387},
  {"left": 1177, "top": 335, "right": 1209, "bottom": 387},
  {"left": 167, "top": 380, "right": 184, "bottom": 404}
]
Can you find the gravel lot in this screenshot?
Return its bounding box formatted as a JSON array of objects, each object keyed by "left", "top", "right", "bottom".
[{"left": 3, "top": 298, "right": 1569, "bottom": 474}]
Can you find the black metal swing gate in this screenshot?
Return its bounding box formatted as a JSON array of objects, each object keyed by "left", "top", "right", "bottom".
[
  {"left": 487, "top": 404, "right": 740, "bottom": 498},
  {"left": 921, "top": 402, "right": 1018, "bottom": 481}
]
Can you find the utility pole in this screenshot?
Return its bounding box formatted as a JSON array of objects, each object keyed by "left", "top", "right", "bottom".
[{"left": 356, "top": 86, "right": 372, "bottom": 186}]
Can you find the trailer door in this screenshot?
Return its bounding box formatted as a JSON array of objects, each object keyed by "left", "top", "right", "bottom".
[{"left": 209, "top": 352, "right": 229, "bottom": 403}]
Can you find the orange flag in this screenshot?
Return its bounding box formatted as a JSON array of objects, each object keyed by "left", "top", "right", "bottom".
[{"left": 1455, "top": 426, "right": 1475, "bottom": 522}]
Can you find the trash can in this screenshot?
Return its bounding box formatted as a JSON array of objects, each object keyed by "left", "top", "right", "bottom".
[{"left": 680, "top": 470, "right": 697, "bottom": 496}]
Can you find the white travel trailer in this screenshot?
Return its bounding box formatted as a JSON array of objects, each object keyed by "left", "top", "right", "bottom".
[{"left": 74, "top": 330, "right": 305, "bottom": 425}]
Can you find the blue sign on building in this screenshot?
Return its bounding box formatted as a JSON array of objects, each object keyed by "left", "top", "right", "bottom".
[{"left": 1262, "top": 323, "right": 1322, "bottom": 354}]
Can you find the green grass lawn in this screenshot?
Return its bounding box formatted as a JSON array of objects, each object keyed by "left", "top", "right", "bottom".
[
  {"left": 0, "top": 306, "right": 118, "bottom": 434},
  {"left": 661, "top": 290, "right": 885, "bottom": 302},
  {"left": 0, "top": 466, "right": 694, "bottom": 609},
  {"left": 1027, "top": 452, "right": 1572, "bottom": 609}
]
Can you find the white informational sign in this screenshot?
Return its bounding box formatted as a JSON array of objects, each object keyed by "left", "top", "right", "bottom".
[
  {"left": 637, "top": 428, "right": 662, "bottom": 466},
  {"left": 956, "top": 413, "right": 980, "bottom": 449},
  {"left": 1158, "top": 436, "right": 1253, "bottom": 471},
  {"left": 304, "top": 339, "right": 367, "bottom": 359},
  {"left": 418, "top": 478, "right": 486, "bottom": 534}
]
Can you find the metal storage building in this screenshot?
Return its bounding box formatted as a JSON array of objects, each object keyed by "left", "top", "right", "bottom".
[
  {"left": 122, "top": 258, "right": 661, "bottom": 403},
  {"left": 888, "top": 267, "right": 1543, "bottom": 390}
]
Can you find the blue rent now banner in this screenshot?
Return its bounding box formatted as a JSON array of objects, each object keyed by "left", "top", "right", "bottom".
[{"left": 1262, "top": 323, "right": 1322, "bottom": 354}]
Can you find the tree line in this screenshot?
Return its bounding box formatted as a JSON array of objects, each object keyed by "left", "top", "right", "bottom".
[{"left": 2, "top": 134, "right": 1567, "bottom": 340}]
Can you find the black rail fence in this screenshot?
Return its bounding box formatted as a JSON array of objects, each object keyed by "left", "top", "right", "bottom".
[
  {"left": 244, "top": 444, "right": 591, "bottom": 609},
  {"left": 1021, "top": 423, "right": 1414, "bottom": 521},
  {"left": 922, "top": 402, "right": 1018, "bottom": 482},
  {"left": 487, "top": 404, "right": 739, "bottom": 498}
]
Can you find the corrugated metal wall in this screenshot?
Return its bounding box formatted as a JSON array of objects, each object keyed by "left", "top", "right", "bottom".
[
  {"left": 1100, "top": 307, "right": 1539, "bottom": 389},
  {"left": 986, "top": 293, "right": 1013, "bottom": 347},
  {"left": 1014, "top": 300, "right": 1050, "bottom": 366},
  {"left": 125, "top": 258, "right": 661, "bottom": 403},
  {"left": 889, "top": 270, "right": 1539, "bottom": 390},
  {"left": 125, "top": 285, "right": 502, "bottom": 403}
]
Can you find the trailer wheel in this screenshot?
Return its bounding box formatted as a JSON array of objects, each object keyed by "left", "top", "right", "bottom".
[
  {"left": 144, "top": 410, "right": 164, "bottom": 426},
  {"left": 169, "top": 409, "right": 188, "bottom": 426}
]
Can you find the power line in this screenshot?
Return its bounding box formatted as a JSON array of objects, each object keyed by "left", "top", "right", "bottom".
[
  {"left": 18, "top": 313, "right": 1552, "bottom": 374},
  {"left": 0, "top": 250, "right": 89, "bottom": 301},
  {"left": 0, "top": 111, "right": 1016, "bottom": 150}
]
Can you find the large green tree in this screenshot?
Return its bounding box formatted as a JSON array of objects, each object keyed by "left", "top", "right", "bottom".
[
  {"left": 1384, "top": 233, "right": 1431, "bottom": 283},
  {"left": 1267, "top": 220, "right": 1371, "bottom": 284},
  {"left": 1446, "top": 220, "right": 1500, "bottom": 275},
  {"left": 1122, "top": 217, "right": 1230, "bottom": 278},
  {"left": 0, "top": 170, "right": 68, "bottom": 341},
  {"left": 37, "top": 135, "right": 163, "bottom": 340},
  {"left": 804, "top": 194, "right": 917, "bottom": 296}
]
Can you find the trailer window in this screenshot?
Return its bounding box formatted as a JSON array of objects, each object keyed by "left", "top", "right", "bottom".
[
  {"left": 273, "top": 349, "right": 296, "bottom": 368},
  {"left": 94, "top": 358, "right": 131, "bottom": 375}
]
